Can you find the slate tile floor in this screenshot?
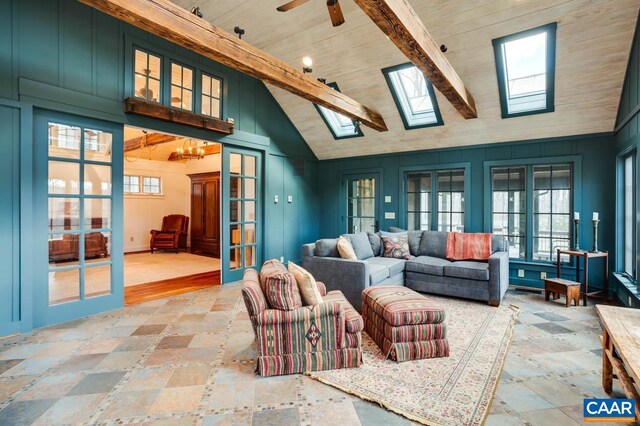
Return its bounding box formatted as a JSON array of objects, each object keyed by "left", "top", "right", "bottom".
[{"left": 0, "top": 285, "right": 627, "bottom": 425}]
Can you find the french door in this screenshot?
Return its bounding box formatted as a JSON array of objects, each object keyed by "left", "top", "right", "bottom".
[
  {"left": 222, "top": 146, "right": 262, "bottom": 282},
  {"left": 341, "top": 173, "right": 380, "bottom": 233},
  {"left": 34, "top": 111, "right": 123, "bottom": 327}
]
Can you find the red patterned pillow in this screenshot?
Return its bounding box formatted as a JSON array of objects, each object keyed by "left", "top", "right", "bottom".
[
  {"left": 380, "top": 234, "right": 411, "bottom": 260},
  {"left": 263, "top": 271, "right": 303, "bottom": 311}
]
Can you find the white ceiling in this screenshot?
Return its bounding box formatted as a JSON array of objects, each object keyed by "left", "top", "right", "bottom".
[{"left": 171, "top": 0, "right": 639, "bottom": 160}]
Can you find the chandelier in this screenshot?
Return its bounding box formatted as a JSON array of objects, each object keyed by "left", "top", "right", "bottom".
[{"left": 175, "top": 139, "right": 205, "bottom": 160}]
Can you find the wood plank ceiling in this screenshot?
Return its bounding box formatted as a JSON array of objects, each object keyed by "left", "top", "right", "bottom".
[{"left": 171, "top": 0, "right": 639, "bottom": 160}]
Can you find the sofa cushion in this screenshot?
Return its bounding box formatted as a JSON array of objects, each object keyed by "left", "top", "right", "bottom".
[
  {"left": 323, "top": 290, "right": 364, "bottom": 333},
  {"left": 407, "top": 230, "right": 423, "bottom": 256},
  {"left": 367, "top": 256, "right": 406, "bottom": 276},
  {"left": 381, "top": 234, "right": 411, "bottom": 260},
  {"left": 417, "top": 231, "right": 448, "bottom": 258},
  {"left": 288, "top": 262, "right": 323, "bottom": 306},
  {"left": 337, "top": 236, "right": 357, "bottom": 260},
  {"left": 405, "top": 256, "right": 451, "bottom": 276},
  {"left": 343, "top": 232, "right": 375, "bottom": 260},
  {"left": 369, "top": 263, "right": 390, "bottom": 285},
  {"left": 263, "top": 271, "right": 303, "bottom": 310},
  {"left": 315, "top": 238, "right": 340, "bottom": 257},
  {"left": 444, "top": 261, "right": 490, "bottom": 281},
  {"left": 491, "top": 234, "right": 506, "bottom": 253},
  {"left": 368, "top": 232, "right": 383, "bottom": 256}
]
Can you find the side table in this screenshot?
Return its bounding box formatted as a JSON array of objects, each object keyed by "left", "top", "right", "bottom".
[{"left": 556, "top": 249, "right": 608, "bottom": 306}]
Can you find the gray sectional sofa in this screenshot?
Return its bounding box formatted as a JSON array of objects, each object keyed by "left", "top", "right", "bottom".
[{"left": 302, "top": 229, "right": 509, "bottom": 310}]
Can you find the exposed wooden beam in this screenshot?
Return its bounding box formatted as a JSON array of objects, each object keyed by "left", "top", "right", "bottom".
[
  {"left": 167, "top": 143, "right": 221, "bottom": 161},
  {"left": 79, "top": 0, "right": 388, "bottom": 132},
  {"left": 353, "top": 0, "right": 477, "bottom": 119},
  {"left": 124, "top": 132, "right": 179, "bottom": 152}
]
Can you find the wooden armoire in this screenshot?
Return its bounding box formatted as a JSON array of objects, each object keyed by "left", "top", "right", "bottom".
[{"left": 188, "top": 172, "right": 220, "bottom": 257}]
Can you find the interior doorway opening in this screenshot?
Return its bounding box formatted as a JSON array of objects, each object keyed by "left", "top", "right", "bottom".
[{"left": 121, "top": 125, "right": 221, "bottom": 304}]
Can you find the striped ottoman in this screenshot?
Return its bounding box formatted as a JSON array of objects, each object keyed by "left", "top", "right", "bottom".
[{"left": 362, "top": 286, "right": 449, "bottom": 362}]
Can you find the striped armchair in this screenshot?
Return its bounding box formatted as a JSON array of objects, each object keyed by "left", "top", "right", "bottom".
[{"left": 242, "top": 264, "right": 363, "bottom": 377}]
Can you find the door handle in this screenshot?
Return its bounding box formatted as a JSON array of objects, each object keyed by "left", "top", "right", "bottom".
[{"left": 374, "top": 220, "right": 379, "bottom": 232}]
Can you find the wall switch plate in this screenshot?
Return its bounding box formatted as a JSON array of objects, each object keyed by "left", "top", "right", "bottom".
[
  {"left": 540, "top": 271, "right": 547, "bottom": 280},
  {"left": 629, "top": 296, "right": 633, "bottom": 306},
  {"left": 287, "top": 195, "right": 293, "bottom": 203},
  {"left": 384, "top": 212, "right": 396, "bottom": 219},
  {"left": 130, "top": 237, "right": 134, "bottom": 242},
  {"left": 385, "top": 196, "right": 392, "bottom": 203},
  {"left": 280, "top": 256, "right": 284, "bottom": 263},
  {"left": 274, "top": 195, "right": 279, "bottom": 203},
  {"left": 517, "top": 269, "right": 525, "bottom": 278}
]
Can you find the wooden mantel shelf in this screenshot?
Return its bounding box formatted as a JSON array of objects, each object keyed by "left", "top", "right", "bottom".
[{"left": 124, "top": 97, "right": 234, "bottom": 135}]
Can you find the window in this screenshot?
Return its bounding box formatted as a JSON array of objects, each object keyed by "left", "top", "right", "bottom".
[
  {"left": 123, "top": 175, "right": 140, "bottom": 194},
  {"left": 406, "top": 172, "right": 432, "bottom": 230},
  {"left": 382, "top": 63, "right": 443, "bottom": 129},
  {"left": 314, "top": 83, "right": 363, "bottom": 139},
  {"left": 171, "top": 63, "right": 194, "bottom": 111},
  {"left": 492, "top": 23, "right": 556, "bottom": 118},
  {"left": 142, "top": 177, "right": 161, "bottom": 195},
  {"left": 346, "top": 177, "right": 376, "bottom": 233},
  {"left": 201, "top": 73, "right": 222, "bottom": 118},
  {"left": 404, "top": 169, "right": 465, "bottom": 232},
  {"left": 134, "top": 48, "right": 161, "bottom": 103},
  {"left": 623, "top": 152, "right": 636, "bottom": 279},
  {"left": 48, "top": 123, "right": 81, "bottom": 151},
  {"left": 533, "top": 164, "right": 571, "bottom": 261},
  {"left": 491, "top": 167, "right": 526, "bottom": 259}
]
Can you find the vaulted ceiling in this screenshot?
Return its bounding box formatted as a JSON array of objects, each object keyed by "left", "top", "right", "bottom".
[{"left": 172, "top": 0, "right": 639, "bottom": 160}]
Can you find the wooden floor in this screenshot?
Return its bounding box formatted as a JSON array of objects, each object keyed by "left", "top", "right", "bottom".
[{"left": 124, "top": 270, "right": 221, "bottom": 306}]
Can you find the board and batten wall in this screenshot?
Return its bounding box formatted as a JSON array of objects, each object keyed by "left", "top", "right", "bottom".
[
  {"left": 614, "top": 11, "right": 640, "bottom": 307},
  {"left": 317, "top": 134, "right": 616, "bottom": 290},
  {"left": 0, "top": 0, "right": 319, "bottom": 334}
]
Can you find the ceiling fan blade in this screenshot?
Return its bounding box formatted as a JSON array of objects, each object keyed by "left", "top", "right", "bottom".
[
  {"left": 326, "top": 0, "right": 345, "bottom": 27},
  {"left": 276, "top": 0, "right": 311, "bottom": 12}
]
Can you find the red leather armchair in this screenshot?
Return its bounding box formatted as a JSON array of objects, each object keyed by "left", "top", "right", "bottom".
[{"left": 150, "top": 214, "right": 189, "bottom": 253}]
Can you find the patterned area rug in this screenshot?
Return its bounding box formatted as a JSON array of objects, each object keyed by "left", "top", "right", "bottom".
[{"left": 308, "top": 296, "right": 519, "bottom": 426}]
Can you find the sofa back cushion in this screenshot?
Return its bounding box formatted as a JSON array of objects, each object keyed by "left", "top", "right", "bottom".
[
  {"left": 491, "top": 235, "right": 506, "bottom": 252},
  {"left": 262, "top": 270, "right": 303, "bottom": 311},
  {"left": 288, "top": 262, "right": 323, "bottom": 306},
  {"left": 343, "top": 232, "right": 375, "bottom": 260},
  {"left": 337, "top": 236, "right": 358, "bottom": 260},
  {"left": 314, "top": 238, "right": 340, "bottom": 257},
  {"left": 368, "top": 232, "right": 383, "bottom": 256},
  {"left": 418, "top": 230, "right": 448, "bottom": 258}
]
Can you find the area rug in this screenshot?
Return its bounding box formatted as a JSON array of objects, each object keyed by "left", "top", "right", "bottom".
[{"left": 308, "top": 296, "right": 519, "bottom": 426}]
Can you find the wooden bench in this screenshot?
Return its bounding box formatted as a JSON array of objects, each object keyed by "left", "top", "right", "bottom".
[{"left": 544, "top": 278, "right": 581, "bottom": 307}]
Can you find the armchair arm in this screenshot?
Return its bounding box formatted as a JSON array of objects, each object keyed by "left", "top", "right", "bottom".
[
  {"left": 316, "top": 281, "right": 327, "bottom": 296},
  {"left": 302, "top": 257, "right": 369, "bottom": 310},
  {"left": 488, "top": 251, "right": 510, "bottom": 306},
  {"left": 255, "top": 302, "right": 346, "bottom": 355},
  {"left": 150, "top": 229, "right": 161, "bottom": 236}
]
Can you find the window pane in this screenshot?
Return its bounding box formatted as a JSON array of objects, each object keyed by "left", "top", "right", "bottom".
[
  {"left": 230, "top": 177, "right": 241, "bottom": 198},
  {"left": 245, "top": 223, "right": 256, "bottom": 244},
  {"left": 245, "top": 178, "right": 256, "bottom": 199},
  {"left": 625, "top": 154, "right": 635, "bottom": 276},
  {"left": 84, "top": 129, "right": 112, "bottom": 162},
  {"left": 230, "top": 154, "right": 242, "bottom": 175},
  {"left": 85, "top": 231, "right": 110, "bottom": 263},
  {"left": 230, "top": 224, "right": 241, "bottom": 246},
  {"left": 171, "top": 85, "right": 182, "bottom": 109},
  {"left": 182, "top": 89, "right": 193, "bottom": 111},
  {"left": 49, "top": 123, "right": 81, "bottom": 159},
  {"left": 183, "top": 67, "right": 193, "bottom": 90},
  {"left": 49, "top": 161, "right": 80, "bottom": 195},
  {"left": 147, "top": 78, "right": 160, "bottom": 103},
  {"left": 49, "top": 198, "right": 80, "bottom": 231},
  {"left": 244, "top": 201, "right": 256, "bottom": 222},
  {"left": 84, "top": 164, "right": 111, "bottom": 196},
  {"left": 230, "top": 200, "right": 241, "bottom": 223},
  {"left": 201, "top": 95, "right": 211, "bottom": 116},
  {"left": 533, "top": 166, "right": 551, "bottom": 189},
  {"left": 211, "top": 98, "right": 221, "bottom": 118},
  {"left": 84, "top": 198, "right": 111, "bottom": 229},
  {"left": 386, "top": 66, "right": 440, "bottom": 127},
  {"left": 245, "top": 156, "right": 256, "bottom": 177},
  {"left": 85, "top": 263, "right": 111, "bottom": 299},
  {"left": 230, "top": 248, "right": 241, "bottom": 270},
  {"left": 211, "top": 78, "right": 221, "bottom": 98},
  {"left": 49, "top": 267, "right": 80, "bottom": 305},
  {"left": 244, "top": 245, "right": 256, "bottom": 268},
  {"left": 148, "top": 54, "right": 161, "bottom": 80},
  {"left": 49, "top": 233, "right": 80, "bottom": 267}
]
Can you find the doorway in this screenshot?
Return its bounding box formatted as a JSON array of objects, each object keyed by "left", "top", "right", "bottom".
[{"left": 121, "top": 126, "right": 222, "bottom": 304}]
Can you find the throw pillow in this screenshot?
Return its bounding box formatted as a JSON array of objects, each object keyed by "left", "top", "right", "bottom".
[
  {"left": 343, "top": 232, "right": 375, "bottom": 260},
  {"left": 337, "top": 236, "right": 357, "bottom": 260},
  {"left": 263, "top": 271, "right": 303, "bottom": 311},
  {"left": 288, "top": 262, "right": 323, "bottom": 306},
  {"left": 367, "top": 232, "right": 382, "bottom": 256},
  {"left": 259, "top": 258, "right": 288, "bottom": 293},
  {"left": 380, "top": 234, "right": 411, "bottom": 260}
]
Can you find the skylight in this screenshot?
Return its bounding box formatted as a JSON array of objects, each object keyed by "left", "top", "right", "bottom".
[
  {"left": 492, "top": 23, "right": 557, "bottom": 118},
  {"left": 382, "top": 63, "right": 443, "bottom": 129},
  {"left": 314, "top": 83, "right": 363, "bottom": 139}
]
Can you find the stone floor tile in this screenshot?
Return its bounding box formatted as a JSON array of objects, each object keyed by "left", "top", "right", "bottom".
[
  {"left": 32, "top": 341, "right": 83, "bottom": 358},
  {"left": 533, "top": 322, "right": 574, "bottom": 334},
  {"left": 0, "top": 398, "right": 58, "bottom": 425},
  {"left": 114, "top": 336, "right": 157, "bottom": 352},
  {"left": 495, "top": 382, "right": 554, "bottom": 412},
  {"left": 205, "top": 382, "right": 255, "bottom": 411},
  {"left": 120, "top": 366, "right": 174, "bottom": 391},
  {"left": 96, "top": 350, "right": 144, "bottom": 370},
  {"left": 156, "top": 335, "right": 195, "bottom": 349},
  {"left": 76, "top": 338, "right": 123, "bottom": 355},
  {"left": 51, "top": 353, "right": 108, "bottom": 373},
  {"left": 252, "top": 407, "right": 300, "bottom": 425},
  {"left": 201, "top": 411, "right": 253, "bottom": 425},
  {"left": 352, "top": 400, "right": 411, "bottom": 425},
  {"left": 166, "top": 365, "right": 214, "bottom": 387},
  {"left": 131, "top": 324, "right": 167, "bottom": 336},
  {"left": 0, "top": 343, "right": 48, "bottom": 360},
  {"left": 144, "top": 348, "right": 186, "bottom": 366},
  {"left": 189, "top": 332, "right": 225, "bottom": 348},
  {"left": 0, "top": 359, "right": 24, "bottom": 375},
  {"left": 214, "top": 363, "right": 256, "bottom": 384},
  {"left": 516, "top": 312, "right": 550, "bottom": 324},
  {"left": 301, "top": 375, "right": 354, "bottom": 403},
  {"left": 16, "top": 373, "right": 85, "bottom": 401},
  {"left": 148, "top": 385, "right": 205, "bottom": 415},
  {"left": 98, "top": 389, "right": 160, "bottom": 420},
  {"left": 253, "top": 375, "right": 299, "bottom": 407},
  {"left": 523, "top": 377, "right": 585, "bottom": 407},
  {"left": 0, "top": 376, "right": 32, "bottom": 401},
  {"left": 0, "top": 356, "right": 63, "bottom": 377},
  {"left": 181, "top": 347, "right": 218, "bottom": 364},
  {"left": 177, "top": 314, "right": 207, "bottom": 324},
  {"left": 66, "top": 371, "right": 126, "bottom": 396},
  {"left": 484, "top": 412, "right": 527, "bottom": 426},
  {"left": 308, "top": 401, "right": 361, "bottom": 425},
  {"left": 521, "top": 407, "right": 580, "bottom": 425},
  {"left": 32, "top": 393, "right": 105, "bottom": 425},
  {"left": 533, "top": 311, "right": 570, "bottom": 322}
]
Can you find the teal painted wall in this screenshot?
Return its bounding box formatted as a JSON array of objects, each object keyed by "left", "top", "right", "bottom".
[
  {"left": 614, "top": 12, "right": 640, "bottom": 307},
  {"left": 0, "top": 0, "right": 319, "bottom": 333},
  {"left": 318, "top": 134, "right": 616, "bottom": 290}
]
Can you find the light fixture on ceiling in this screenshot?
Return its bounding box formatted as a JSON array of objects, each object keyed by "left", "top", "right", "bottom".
[
  {"left": 302, "top": 56, "right": 313, "bottom": 74},
  {"left": 352, "top": 120, "right": 361, "bottom": 134},
  {"left": 317, "top": 78, "right": 327, "bottom": 84},
  {"left": 175, "top": 139, "right": 205, "bottom": 160},
  {"left": 440, "top": 44, "right": 448, "bottom": 53},
  {"left": 137, "top": 69, "right": 156, "bottom": 101},
  {"left": 191, "top": 7, "right": 203, "bottom": 18},
  {"left": 234, "top": 26, "right": 245, "bottom": 39}
]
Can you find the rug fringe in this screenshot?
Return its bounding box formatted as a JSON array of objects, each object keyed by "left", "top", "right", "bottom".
[{"left": 305, "top": 371, "right": 444, "bottom": 426}]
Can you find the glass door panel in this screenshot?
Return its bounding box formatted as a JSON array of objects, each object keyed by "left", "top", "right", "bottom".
[
  {"left": 343, "top": 174, "right": 380, "bottom": 233},
  {"left": 222, "top": 148, "right": 262, "bottom": 282}
]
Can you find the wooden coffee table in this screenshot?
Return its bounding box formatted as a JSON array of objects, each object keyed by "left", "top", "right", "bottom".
[{"left": 596, "top": 305, "right": 640, "bottom": 422}]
